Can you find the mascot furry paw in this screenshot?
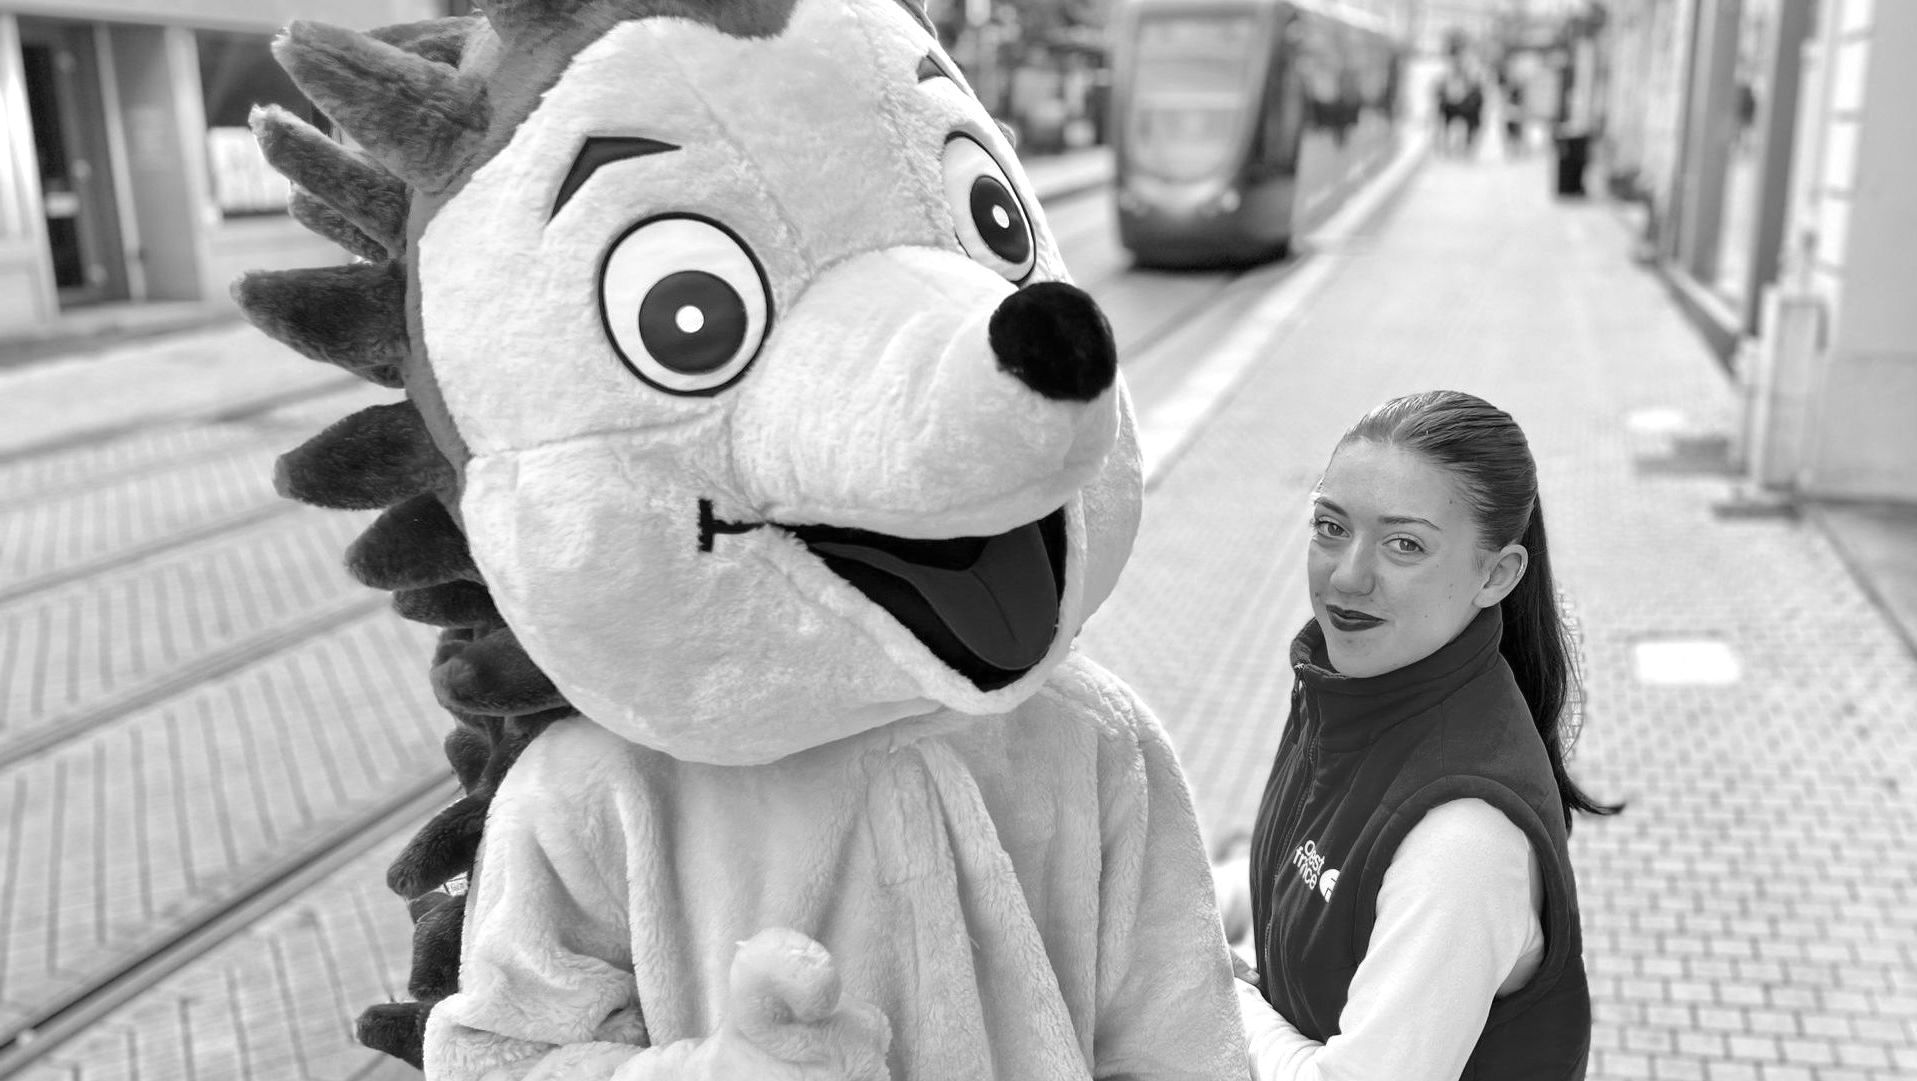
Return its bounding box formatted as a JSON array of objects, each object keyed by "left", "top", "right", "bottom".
[{"left": 236, "top": 0, "right": 1247, "bottom": 1076}]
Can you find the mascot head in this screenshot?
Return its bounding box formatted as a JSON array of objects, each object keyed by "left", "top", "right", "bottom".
[{"left": 241, "top": 0, "right": 1141, "bottom": 765}]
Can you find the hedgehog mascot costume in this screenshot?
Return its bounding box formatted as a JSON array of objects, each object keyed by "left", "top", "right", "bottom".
[{"left": 234, "top": 0, "right": 1246, "bottom": 1076}]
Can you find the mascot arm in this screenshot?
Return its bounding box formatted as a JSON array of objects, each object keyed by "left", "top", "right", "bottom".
[
  {"left": 422, "top": 733, "right": 890, "bottom": 1081},
  {"left": 422, "top": 747, "right": 643, "bottom": 1081},
  {"left": 1091, "top": 682, "right": 1251, "bottom": 1080}
]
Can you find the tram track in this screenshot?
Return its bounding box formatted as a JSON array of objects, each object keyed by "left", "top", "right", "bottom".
[
  {"left": 0, "top": 593, "right": 389, "bottom": 773},
  {"left": 0, "top": 603, "right": 453, "bottom": 1077},
  {"left": 1037, "top": 185, "right": 1308, "bottom": 409},
  {"left": 0, "top": 380, "right": 382, "bottom": 614},
  {"left": 0, "top": 419, "right": 311, "bottom": 515},
  {"left": 0, "top": 502, "right": 301, "bottom": 609},
  {"left": 0, "top": 769, "right": 459, "bottom": 1077},
  {"left": 0, "top": 459, "right": 444, "bottom": 1079},
  {"left": 0, "top": 374, "right": 366, "bottom": 474},
  {"left": 0, "top": 377, "right": 379, "bottom": 525},
  {"left": 0, "top": 345, "right": 441, "bottom": 1079},
  {"left": 1118, "top": 265, "right": 1255, "bottom": 358}
]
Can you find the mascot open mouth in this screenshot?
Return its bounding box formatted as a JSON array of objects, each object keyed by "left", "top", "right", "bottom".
[{"left": 787, "top": 510, "right": 1066, "bottom": 691}]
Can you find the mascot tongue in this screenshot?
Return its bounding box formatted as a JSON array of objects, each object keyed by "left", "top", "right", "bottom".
[{"left": 797, "top": 518, "right": 1060, "bottom": 683}]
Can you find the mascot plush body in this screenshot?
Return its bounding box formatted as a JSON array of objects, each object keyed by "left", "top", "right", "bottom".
[{"left": 237, "top": 0, "right": 1245, "bottom": 1076}]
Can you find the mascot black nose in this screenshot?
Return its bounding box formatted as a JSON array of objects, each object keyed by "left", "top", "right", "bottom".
[{"left": 987, "top": 281, "right": 1117, "bottom": 402}]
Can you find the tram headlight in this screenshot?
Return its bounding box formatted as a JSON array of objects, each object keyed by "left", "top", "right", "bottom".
[{"left": 1193, "top": 185, "right": 1239, "bottom": 218}]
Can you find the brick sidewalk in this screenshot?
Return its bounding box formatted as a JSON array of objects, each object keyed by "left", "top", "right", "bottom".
[{"left": 1082, "top": 150, "right": 1917, "bottom": 1077}]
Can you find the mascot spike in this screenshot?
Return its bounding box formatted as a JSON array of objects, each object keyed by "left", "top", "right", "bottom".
[
  {"left": 394, "top": 581, "right": 502, "bottom": 628},
  {"left": 406, "top": 889, "right": 457, "bottom": 923},
  {"left": 275, "top": 402, "right": 455, "bottom": 510},
  {"left": 387, "top": 793, "right": 488, "bottom": 898},
  {"left": 444, "top": 725, "right": 491, "bottom": 789},
  {"left": 479, "top": 0, "right": 609, "bottom": 42},
  {"left": 406, "top": 891, "right": 468, "bottom": 999},
  {"left": 366, "top": 14, "right": 485, "bottom": 67},
  {"left": 345, "top": 493, "right": 480, "bottom": 590},
  {"left": 386, "top": 709, "right": 550, "bottom": 895},
  {"left": 288, "top": 189, "right": 388, "bottom": 262},
  {"left": 431, "top": 627, "right": 568, "bottom": 716},
  {"left": 231, "top": 263, "right": 408, "bottom": 386},
  {"left": 251, "top": 106, "right": 406, "bottom": 250},
  {"left": 273, "top": 21, "right": 489, "bottom": 192},
  {"left": 355, "top": 1003, "right": 430, "bottom": 1069}
]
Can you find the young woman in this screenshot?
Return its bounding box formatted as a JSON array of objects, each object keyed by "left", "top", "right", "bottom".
[{"left": 1240, "top": 390, "right": 1619, "bottom": 1080}]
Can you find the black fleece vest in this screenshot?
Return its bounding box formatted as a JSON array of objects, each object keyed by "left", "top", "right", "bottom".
[{"left": 1249, "top": 608, "right": 1590, "bottom": 1080}]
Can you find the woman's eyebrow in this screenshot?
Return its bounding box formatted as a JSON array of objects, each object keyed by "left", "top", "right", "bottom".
[{"left": 1313, "top": 498, "right": 1442, "bottom": 531}]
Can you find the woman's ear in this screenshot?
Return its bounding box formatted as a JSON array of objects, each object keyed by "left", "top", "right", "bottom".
[{"left": 1474, "top": 543, "right": 1528, "bottom": 608}]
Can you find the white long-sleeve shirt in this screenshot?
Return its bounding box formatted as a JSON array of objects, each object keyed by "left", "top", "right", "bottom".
[{"left": 1236, "top": 798, "right": 1544, "bottom": 1081}]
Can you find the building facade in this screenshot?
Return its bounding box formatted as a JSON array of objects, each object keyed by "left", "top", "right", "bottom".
[
  {"left": 1600, "top": 0, "right": 1915, "bottom": 505},
  {"left": 0, "top": 0, "right": 438, "bottom": 337},
  {"left": 1770, "top": 0, "right": 1917, "bottom": 502}
]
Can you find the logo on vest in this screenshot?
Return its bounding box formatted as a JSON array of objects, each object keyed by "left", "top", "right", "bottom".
[{"left": 1291, "top": 840, "right": 1341, "bottom": 903}]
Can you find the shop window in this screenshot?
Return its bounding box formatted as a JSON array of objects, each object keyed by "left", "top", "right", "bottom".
[
  {"left": 1709, "top": 0, "right": 1778, "bottom": 313},
  {"left": 198, "top": 30, "right": 325, "bottom": 218}
]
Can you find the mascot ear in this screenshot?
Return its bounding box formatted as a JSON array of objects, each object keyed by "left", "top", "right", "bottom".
[{"left": 887, "top": 0, "right": 937, "bottom": 36}]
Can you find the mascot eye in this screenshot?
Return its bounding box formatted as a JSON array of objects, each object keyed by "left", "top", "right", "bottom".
[
  {"left": 599, "top": 215, "right": 771, "bottom": 395},
  {"left": 942, "top": 134, "right": 1036, "bottom": 282}
]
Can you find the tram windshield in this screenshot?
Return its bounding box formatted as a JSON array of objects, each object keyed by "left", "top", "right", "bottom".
[{"left": 1125, "top": 13, "right": 1260, "bottom": 181}]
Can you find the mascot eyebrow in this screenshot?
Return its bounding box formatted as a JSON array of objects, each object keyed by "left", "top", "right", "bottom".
[{"left": 551, "top": 135, "right": 681, "bottom": 218}]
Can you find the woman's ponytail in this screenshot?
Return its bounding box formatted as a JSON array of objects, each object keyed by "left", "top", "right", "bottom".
[{"left": 1498, "top": 497, "right": 1623, "bottom": 831}]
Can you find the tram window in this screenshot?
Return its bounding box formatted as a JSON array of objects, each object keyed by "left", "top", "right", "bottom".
[
  {"left": 1250, "top": 22, "right": 1305, "bottom": 175},
  {"left": 198, "top": 31, "right": 326, "bottom": 218},
  {"left": 1126, "top": 15, "right": 1258, "bottom": 181},
  {"left": 1133, "top": 16, "right": 1255, "bottom": 94}
]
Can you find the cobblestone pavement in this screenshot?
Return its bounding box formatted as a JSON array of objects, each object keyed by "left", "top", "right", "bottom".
[{"left": 5, "top": 144, "right": 1914, "bottom": 1081}]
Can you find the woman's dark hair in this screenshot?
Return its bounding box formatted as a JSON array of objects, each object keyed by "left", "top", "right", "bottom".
[{"left": 1342, "top": 390, "right": 1622, "bottom": 831}]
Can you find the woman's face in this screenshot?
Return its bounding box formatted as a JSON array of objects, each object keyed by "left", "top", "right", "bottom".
[{"left": 1307, "top": 439, "right": 1525, "bottom": 678}]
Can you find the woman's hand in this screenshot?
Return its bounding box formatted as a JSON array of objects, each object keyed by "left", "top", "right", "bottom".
[{"left": 1232, "top": 949, "right": 1261, "bottom": 988}]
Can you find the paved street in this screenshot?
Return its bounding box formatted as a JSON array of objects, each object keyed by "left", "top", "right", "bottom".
[{"left": 0, "top": 141, "right": 1912, "bottom": 1081}]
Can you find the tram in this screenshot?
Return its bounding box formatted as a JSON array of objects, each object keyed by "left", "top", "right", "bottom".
[{"left": 1110, "top": 0, "right": 1403, "bottom": 267}]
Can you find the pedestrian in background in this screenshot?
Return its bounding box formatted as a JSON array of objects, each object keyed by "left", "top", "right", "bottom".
[
  {"left": 1434, "top": 55, "right": 1483, "bottom": 156},
  {"left": 1500, "top": 67, "right": 1526, "bottom": 155},
  {"left": 1236, "top": 390, "right": 1619, "bottom": 1079}
]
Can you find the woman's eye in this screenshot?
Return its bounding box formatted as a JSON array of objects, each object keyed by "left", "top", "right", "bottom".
[
  {"left": 1388, "top": 537, "right": 1425, "bottom": 555},
  {"left": 1311, "top": 517, "right": 1347, "bottom": 539},
  {"left": 598, "top": 215, "right": 771, "bottom": 395},
  {"left": 942, "top": 134, "right": 1037, "bottom": 282}
]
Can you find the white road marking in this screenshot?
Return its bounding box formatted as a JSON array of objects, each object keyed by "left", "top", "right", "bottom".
[{"left": 1633, "top": 639, "right": 1743, "bottom": 685}]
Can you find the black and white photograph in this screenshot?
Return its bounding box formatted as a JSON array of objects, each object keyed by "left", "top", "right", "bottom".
[{"left": 0, "top": 0, "right": 1908, "bottom": 1078}]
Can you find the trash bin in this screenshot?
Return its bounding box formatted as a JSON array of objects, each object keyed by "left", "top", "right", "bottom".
[{"left": 1554, "top": 133, "right": 1590, "bottom": 197}]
